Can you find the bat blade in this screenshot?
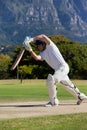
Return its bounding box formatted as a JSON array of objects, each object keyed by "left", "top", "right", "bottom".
[{"left": 11, "top": 47, "right": 25, "bottom": 70}]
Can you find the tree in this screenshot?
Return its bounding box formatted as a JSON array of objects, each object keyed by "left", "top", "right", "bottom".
[
  {"left": 9, "top": 35, "right": 87, "bottom": 79},
  {"left": 58, "top": 44, "right": 87, "bottom": 79},
  {"left": 0, "top": 54, "right": 11, "bottom": 79}
]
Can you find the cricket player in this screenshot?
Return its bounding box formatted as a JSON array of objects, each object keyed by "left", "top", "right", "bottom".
[{"left": 23, "top": 34, "right": 87, "bottom": 107}]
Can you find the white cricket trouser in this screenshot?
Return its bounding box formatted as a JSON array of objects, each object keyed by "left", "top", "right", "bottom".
[
  {"left": 53, "top": 63, "right": 69, "bottom": 83},
  {"left": 46, "top": 63, "right": 81, "bottom": 105},
  {"left": 53, "top": 63, "right": 80, "bottom": 99}
]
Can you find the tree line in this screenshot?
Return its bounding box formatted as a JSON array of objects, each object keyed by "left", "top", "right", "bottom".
[{"left": 0, "top": 35, "right": 87, "bottom": 79}]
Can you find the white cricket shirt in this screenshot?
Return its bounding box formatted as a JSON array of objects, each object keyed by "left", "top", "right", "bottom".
[{"left": 40, "top": 40, "right": 66, "bottom": 71}]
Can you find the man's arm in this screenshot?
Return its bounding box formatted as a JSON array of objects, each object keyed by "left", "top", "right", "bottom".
[
  {"left": 34, "top": 34, "right": 50, "bottom": 45},
  {"left": 30, "top": 51, "right": 42, "bottom": 61},
  {"left": 23, "top": 34, "right": 50, "bottom": 61}
]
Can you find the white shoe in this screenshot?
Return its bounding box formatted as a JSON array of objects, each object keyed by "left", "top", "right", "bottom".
[
  {"left": 45, "top": 100, "right": 59, "bottom": 107},
  {"left": 77, "top": 93, "right": 87, "bottom": 105},
  {"left": 45, "top": 102, "right": 52, "bottom": 107}
]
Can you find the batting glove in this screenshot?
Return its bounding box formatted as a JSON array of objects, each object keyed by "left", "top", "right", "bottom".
[{"left": 23, "top": 36, "right": 34, "bottom": 52}]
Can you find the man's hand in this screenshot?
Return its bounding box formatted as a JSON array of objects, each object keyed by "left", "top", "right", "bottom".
[{"left": 23, "top": 36, "right": 33, "bottom": 52}]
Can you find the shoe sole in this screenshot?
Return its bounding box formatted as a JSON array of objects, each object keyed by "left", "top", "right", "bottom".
[
  {"left": 45, "top": 104, "right": 59, "bottom": 107},
  {"left": 77, "top": 99, "right": 83, "bottom": 105},
  {"left": 45, "top": 104, "right": 52, "bottom": 107}
]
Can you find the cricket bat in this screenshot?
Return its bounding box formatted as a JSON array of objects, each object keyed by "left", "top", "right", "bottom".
[{"left": 10, "top": 47, "right": 25, "bottom": 70}]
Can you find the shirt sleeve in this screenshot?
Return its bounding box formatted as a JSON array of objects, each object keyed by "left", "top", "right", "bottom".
[{"left": 39, "top": 52, "right": 44, "bottom": 61}]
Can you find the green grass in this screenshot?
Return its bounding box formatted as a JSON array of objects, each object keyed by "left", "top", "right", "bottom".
[
  {"left": 0, "top": 79, "right": 48, "bottom": 102},
  {"left": 0, "top": 79, "right": 87, "bottom": 130},
  {"left": 0, "top": 113, "right": 87, "bottom": 130},
  {"left": 0, "top": 79, "right": 87, "bottom": 102}
]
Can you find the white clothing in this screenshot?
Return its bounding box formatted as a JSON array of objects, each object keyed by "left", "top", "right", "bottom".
[
  {"left": 40, "top": 40, "right": 66, "bottom": 71},
  {"left": 39, "top": 39, "right": 84, "bottom": 105},
  {"left": 53, "top": 63, "right": 69, "bottom": 82}
]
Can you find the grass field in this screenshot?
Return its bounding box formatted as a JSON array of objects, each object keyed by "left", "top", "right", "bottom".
[
  {"left": 0, "top": 79, "right": 87, "bottom": 130},
  {"left": 0, "top": 79, "right": 87, "bottom": 102},
  {"left": 0, "top": 113, "right": 87, "bottom": 130}
]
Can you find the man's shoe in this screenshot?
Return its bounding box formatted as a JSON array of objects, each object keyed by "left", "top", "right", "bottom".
[
  {"left": 45, "top": 101, "right": 59, "bottom": 107},
  {"left": 77, "top": 93, "right": 87, "bottom": 105},
  {"left": 77, "top": 99, "right": 83, "bottom": 105},
  {"left": 45, "top": 102, "right": 52, "bottom": 107}
]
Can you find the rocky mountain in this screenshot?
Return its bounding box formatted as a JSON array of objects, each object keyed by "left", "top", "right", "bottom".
[{"left": 0, "top": 0, "right": 87, "bottom": 44}]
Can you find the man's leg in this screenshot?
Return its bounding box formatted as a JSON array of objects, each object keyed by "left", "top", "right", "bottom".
[
  {"left": 60, "top": 75, "right": 87, "bottom": 105},
  {"left": 46, "top": 74, "right": 59, "bottom": 106}
]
